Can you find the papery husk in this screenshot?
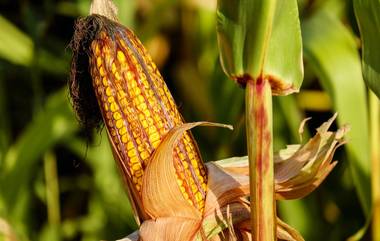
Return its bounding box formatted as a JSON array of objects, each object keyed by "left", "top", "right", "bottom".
[
  {"left": 142, "top": 122, "right": 232, "bottom": 220},
  {"left": 236, "top": 217, "right": 305, "bottom": 241},
  {"left": 215, "top": 114, "right": 349, "bottom": 200},
  {"left": 201, "top": 163, "right": 304, "bottom": 241},
  {"left": 139, "top": 217, "right": 201, "bottom": 241},
  {"left": 121, "top": 115, "right": 347, "bottom": 240},
  {"left": 203, "top": 162, "right": 250, "bottom": 216},
  {"left": 139, "top": 122, "right": 232, "bottom": 240}
]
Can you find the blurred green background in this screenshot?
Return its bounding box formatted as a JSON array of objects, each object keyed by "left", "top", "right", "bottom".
[{"left": 0, "top": 0, "right": 374, "bottom": 240}]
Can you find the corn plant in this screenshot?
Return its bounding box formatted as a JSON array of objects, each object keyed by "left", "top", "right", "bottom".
[
  {"left": 0, "top": 0, "right": 379, "bottom": 241},
  {"left": 68, "top": 0, "right": 352, "bottom": 240}
]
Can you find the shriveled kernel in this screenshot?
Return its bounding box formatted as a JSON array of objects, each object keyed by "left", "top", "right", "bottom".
[{"left": 135, "top": 170, "right": 142, "bottom": 177}]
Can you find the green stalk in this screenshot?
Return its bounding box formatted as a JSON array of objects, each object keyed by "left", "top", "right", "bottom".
[
  {"left": 370, "top": 91, "right": 380, "bottom": 241},
  {"left": 246, "top": 77, "right": 276, "bottom": 240},
  {"left": 44, "top": 151, "right": 61, "bottom": 225}
]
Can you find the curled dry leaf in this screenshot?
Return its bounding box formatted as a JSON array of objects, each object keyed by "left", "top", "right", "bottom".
[
  {"left": 217, "top": 113, "right": 349, "bottom": 200},
  {"left": 122, "top": 114, "right": 347, "bottom": 240}
]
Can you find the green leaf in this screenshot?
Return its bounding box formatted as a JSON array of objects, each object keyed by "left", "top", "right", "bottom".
[
  {"left": 0, "top": 15, "right": 33, "bottom": 66},
  {"left": 302, "top": 9, "right": 371, "bottom": 215},
  {"left": 0, "top": 89, "right": 78, "bottom": 215},
  {"left": 353, "top": 0, "right": 380, "bottom": 98},
  {"left": 216, "top": 0, "right": 303, "bottom": 95}
]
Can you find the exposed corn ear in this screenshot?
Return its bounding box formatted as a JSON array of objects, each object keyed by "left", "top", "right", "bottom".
[{"left": 70, "top": 14, "right": 207, "bottom": 221}]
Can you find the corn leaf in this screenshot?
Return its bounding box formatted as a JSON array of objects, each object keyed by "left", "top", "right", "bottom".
[
  {"left": 0, "top": 89, "right": 78, "bottom": 216},
  {"left": 353, "top": 0, "right": 380, "bottom": 98},
  {"left": 216, "top": 0, "right": 303, "bottom": 95},
  {"left": 0, "top": 15, "right": 33, "bottom": 66},
  {"left": 302, "top": 9, "right": 371, "bottom": 215}
]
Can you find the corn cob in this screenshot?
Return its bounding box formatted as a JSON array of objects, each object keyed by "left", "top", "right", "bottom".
[{"left": 73, "top": 15, "right": 207, "bottom": 215}]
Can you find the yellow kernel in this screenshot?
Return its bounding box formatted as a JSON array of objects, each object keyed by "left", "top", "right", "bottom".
[
  {"left": 136, "top": 185, "right": 141, "bottom": 191},
  {"left": 126, "top": 71, "right": 134, "bottom": 80},
  {"left": 110, "top": 103, "right": 119, "bottom": 112},
  {"left": 118, "top": 91, "right": 126, "bottom": 99},
  {"left": 119, "top": 127, "right": 127, "bottom": 135},
  {"left": 130, "top": 156, "right": 139, "bottom": 164},
  {"left": 140, "top": 151, "right": 149, "bottom": 160},
  {"left": 132, "top": 163, "right": 141, "bottom": 171},
  {"left": 148, "top": 126, "right": 157, "bottom": 135},
  {"left": 122, "top": 134, "right": 129, "bottom": 144},
  {"left": 94, "top": 43, "right": 101, "bottom": 54},
  {"left": 183, "top": 161, "right": 189, "bottom": 169},
  {"left": 180, "top": 186, "right": 186, "bottom": 194},
  {"left": 117, "top": 50, "right": 126, "bottom": 62},
  {"left": 128, "top": 149, "right": 136, "bottom": 157},
  {"left": 137, "top": 95, "right": 144, "bottom": 103},
  {"left": 102, "top": 77, "right": 108, "bottom": 86},
  {"left": 96, "top": 57, "right": 102, "bottom": 67},
  {"left": 105, "top": 87, "right": 112, "bottom": 96},
  {"left": 183, "top": 191, "right": 189, "bottom": 200},
  {"left": 141, "top": 120, "right": 148, "bottom": 128},
  {"left": 191, "top": 160, "right": 199, "bottom": 168},
  {"left": 143, "top": 109, "right": 151, "bottom": 117},
  {"left": 107, "top": 96, "right": 115, "bottom": 103},
  {"left": 195, "top": 192, "right": 203, "bottom": 202},
  {"left": 178, "top": 152, "right": 185, "bottom": 160},
  {"left": 115, "top": 119, "right": 123, "bottom": 129},
  {"left": 103, "top": 103, "right": 109, "bottom": 111},
  {"left": 112, "top": 63, "right": 117, "bottom": 73},
  {"left": 124, "top": 142, "right": 133, "bottom": 151},
  {"left": 94, "top": 77, "right": 101, "bottom": 86},
  {"left": 152, "top": 140, "right": 160, "bottom": 148},
  {"left": 99, "top": 66, "right": 106, "bottom": 77},
  {"left": 113, "top": 112, "right": 122, "bottom": 120},
  {"left": 137, "top": 145, "right": 144, "bottom": 152},
  {"left": 191, "top": 184, "right": 198, "bottom": 193},
  {"left": 150, "top": 132, "right": 160, "bottom": 142},
  {"left": 115, "top": 72, "right": 121, "bottom": 80}
]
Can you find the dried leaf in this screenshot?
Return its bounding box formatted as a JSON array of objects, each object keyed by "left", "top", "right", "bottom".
[
  {"left": 141, "top": 122, "right": 232, "bottom": 220},
  {"left": 213, "top": 114, "right": 348, "bottom": 200},
  {"left": 139, "top": 217, "right": 201, "bottom": 241},
  {"left": 277, "top": 217, "right": 305, "bottom": 241},
  {"left": 235, "top": 217, "right": 304, "bottom": 241},
  {"left": 204, "top": 162, "right": 250, "bottom": 216}
]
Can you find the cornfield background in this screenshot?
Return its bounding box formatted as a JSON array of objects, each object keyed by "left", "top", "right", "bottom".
[{"left": 0, "top": 0, "right": 375, "bottom": 240}]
